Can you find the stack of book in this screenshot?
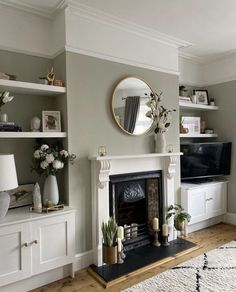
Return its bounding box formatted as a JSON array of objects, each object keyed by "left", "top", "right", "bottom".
[
  {"left": 0, "top": 122, "right": 22, "bottom": 132},
  {"left": 179, "top": 96, "right": 192, "bottom": 103}
]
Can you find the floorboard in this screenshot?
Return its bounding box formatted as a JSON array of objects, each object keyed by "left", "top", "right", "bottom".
[{"left": 31, "top": 223, "right": 236, "bottom": 292}]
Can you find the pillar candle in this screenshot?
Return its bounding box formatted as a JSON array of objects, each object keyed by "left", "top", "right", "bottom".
[
  {"left": 153, "top": 217, "right": 159, "bottom": 231},
  {"left": 117, "top": 226, "right": 124, "bottom": 240},
  {"left": 162, "top": 224, "right": 169, "bottom": 236},
  {"left": 117, "top": 237, "right": 122, "bottom": 252}
]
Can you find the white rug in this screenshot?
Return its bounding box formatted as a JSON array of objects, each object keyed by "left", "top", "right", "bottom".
[{"left": 123, "top": 240, "right": 236, "bottom": 292}]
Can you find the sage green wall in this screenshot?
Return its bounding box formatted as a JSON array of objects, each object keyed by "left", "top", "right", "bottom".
[
  {"left": 65, "top": 52, "right": 180, "bottom": 253},
  {"left": 206, "top": 81, "right": 236, "bottom": 214}
]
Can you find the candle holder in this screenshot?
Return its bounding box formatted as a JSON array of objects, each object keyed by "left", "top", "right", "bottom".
[
  {"left": 162, "top": 235, "right": 170, "bottom": 247},
  {"left": 118, "top": 251, "right": 124, "bottom": 264},
  {"left": 152, "top": 229, "right": 161, "bottom": 247},
  {"left": 121, "top": 239, "right": 126, "bottom": 259}
]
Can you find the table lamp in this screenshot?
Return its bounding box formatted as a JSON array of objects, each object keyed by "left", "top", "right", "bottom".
[{"left": 0, "top": 154, "right": 18, "bottom": 219}]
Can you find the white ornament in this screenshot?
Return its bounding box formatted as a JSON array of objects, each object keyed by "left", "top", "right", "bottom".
[
  {"left": 30, "top": 116, "right": 41, "bottom": 132},
  {"left": 33, "top": 183, "right": 42, "bottom": 211}
]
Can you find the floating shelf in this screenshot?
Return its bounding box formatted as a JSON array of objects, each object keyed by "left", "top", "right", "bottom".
[
  {"left": 0, "top": 132, "right": 67, "bottom": 138},
  {"left": 180, "top": 133, "right": 218, "bottom": 138},
  {"left": 0, "top": 79, "right": 66, "bottom": 96},
  {"left": 179, "top": 101, "right": 218, "bottom": 111}
]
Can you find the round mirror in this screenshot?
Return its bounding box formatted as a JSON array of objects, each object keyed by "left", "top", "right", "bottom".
[{"left": 112, "top": 77, "right": 154, "bottom": 135}]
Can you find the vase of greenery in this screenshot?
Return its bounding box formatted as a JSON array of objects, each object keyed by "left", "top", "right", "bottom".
[
  {"left": 102, "top": 217, "right": 118, "bottom": 264},
  {"left": 166, "top": 204, "right": 191, "bottom": 231}
]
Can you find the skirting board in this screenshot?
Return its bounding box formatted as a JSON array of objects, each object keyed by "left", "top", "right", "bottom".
[
  {"left": 187, "top": 215, "right": 224, "bottom": 233},
  {"left": 224, "top": 213, "right": 236, "bottom": 225},
  {"left": 74, "top": 250, "right": 94, "bottom": 271}
]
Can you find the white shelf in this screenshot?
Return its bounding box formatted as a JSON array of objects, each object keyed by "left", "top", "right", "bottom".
[
  {"left": 179, "top": 101, "right": 218, "bottom": 111},
  {"left": 180, "top": 133, "right": 218, "bottom": 138},
  {"left": 0, "top": 132, "right": 67, "bottom": 138},
  {"left": 0, "top": 79, "right": 66, "bottom": 96}
]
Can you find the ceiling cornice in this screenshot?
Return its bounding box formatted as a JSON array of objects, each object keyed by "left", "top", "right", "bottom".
[{"left": 179, "top": 51, "right": 204, "bottom": 64}]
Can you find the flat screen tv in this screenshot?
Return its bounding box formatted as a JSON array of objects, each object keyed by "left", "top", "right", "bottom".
[{"left": 180, "top": 142, "right": 232, "bottom": 180}]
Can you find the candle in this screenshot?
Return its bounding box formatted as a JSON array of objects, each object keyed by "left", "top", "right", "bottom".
[
  {"left": 117, "top": 226, "right": 124, "bottom": 240},
  {"left": 153, "top": 217, "right": 159, "bottom": 231},
  {"left": 117, "top": 237, "right": 122, "bottom": 252},
  {"left": 162, "top": 224, "right": 169, "bottom": 236}
]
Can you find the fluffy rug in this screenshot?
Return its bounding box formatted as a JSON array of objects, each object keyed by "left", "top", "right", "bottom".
[{"left": 123, "top": 240, "right": 236, "bottom": 292}]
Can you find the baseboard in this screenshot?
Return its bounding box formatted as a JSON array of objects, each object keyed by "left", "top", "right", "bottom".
[
  {"left": 187, "top": 215, "right": 224, "bottom": 233},
  {"left": 224, "top": 213, "right": 236, "bottom": 225},
  {"left": 74, "top": 250, "right": 94, "bottom": 271}
]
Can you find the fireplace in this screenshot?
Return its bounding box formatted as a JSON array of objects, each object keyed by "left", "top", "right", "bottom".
[
  {"left": 109, "top": 171, "right": 163, "bottom": 251},
  {"left": 89, "top": 153, "right": 181, "bottom": 266}
]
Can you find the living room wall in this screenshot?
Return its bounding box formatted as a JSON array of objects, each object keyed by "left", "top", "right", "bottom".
[{"left": 65, "top": 51, "right": 180, "bottom": 253}]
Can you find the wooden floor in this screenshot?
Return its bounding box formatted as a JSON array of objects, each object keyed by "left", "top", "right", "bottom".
[{"left": 32, "top": 223, "right": 236, "bottom": 292}]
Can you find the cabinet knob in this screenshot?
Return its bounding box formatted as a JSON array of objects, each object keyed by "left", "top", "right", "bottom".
[{"left": 23, "top": 242, "right": 29, "bottom": 247}]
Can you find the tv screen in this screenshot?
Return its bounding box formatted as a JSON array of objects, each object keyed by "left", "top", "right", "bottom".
[{"left": 180, "top": 142, "right": 232, "bottom": 180}]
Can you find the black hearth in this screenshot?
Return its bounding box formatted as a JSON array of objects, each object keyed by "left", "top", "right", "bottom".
[{"left": 109, "top": 171, "right": 163, "bottom": 251}]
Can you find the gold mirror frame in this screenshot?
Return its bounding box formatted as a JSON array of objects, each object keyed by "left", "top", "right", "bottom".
[{"left": 111, "top": 77, "right": 155, "bottom": 136}]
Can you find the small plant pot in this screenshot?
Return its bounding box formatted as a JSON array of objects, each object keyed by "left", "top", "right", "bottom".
[
  {"left": 174, "top": 219, "right": 185, "bottom": 231},
  {"left": 103, "top": 245, "right": 118, "bottom": 264}
]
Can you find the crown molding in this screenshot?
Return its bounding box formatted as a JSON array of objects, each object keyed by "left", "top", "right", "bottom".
[
  {"left": 179, "top": 51, "right": 204, "bottom": 64},
  {"left": 67, "top": 1, "right": 192, "bottom": 49}
]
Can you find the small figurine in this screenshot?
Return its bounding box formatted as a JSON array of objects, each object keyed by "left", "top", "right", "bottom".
[
  {"left": 47, "top": 67, "right": 56, "bottom": 85},
  {"left": 33, "top": 183, "right": 42, "bottom": 211},
  {"left": 30, "top": 116, "right": 41, "bottom": 132}
]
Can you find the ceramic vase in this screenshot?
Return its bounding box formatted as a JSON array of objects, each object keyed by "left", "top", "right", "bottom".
[
  {"left": 154, "top": 133, "right": 166, "bottom": 153},
  {"left": 43, "top": 175, "right": 59, "bottom": 206}
]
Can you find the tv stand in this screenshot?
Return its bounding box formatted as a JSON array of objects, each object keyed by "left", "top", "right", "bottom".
[{"left": 182, "top": 178, "right": 214, "bottom": 184}]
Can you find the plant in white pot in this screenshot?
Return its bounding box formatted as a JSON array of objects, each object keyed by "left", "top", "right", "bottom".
[
  {"left": 102, "top": 217, "right": 118, "bottom": 264},
  {"left": 31, "top": 144, "right": 76, "bottom": 206}
]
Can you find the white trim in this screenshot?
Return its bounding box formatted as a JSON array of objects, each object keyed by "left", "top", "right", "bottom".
[
  {"left": 66, "top": 46, "right": 180, "bottom": 76},
  {"left": 187, "top": 215, "right": 224, "bottom": 233},
  {"left": 224, "top": 213, "right": 236, "bottom": 225},
  {"left": 201, "top": 75, "right": 236, "bottom": 86},
  {"left": 74, "top": 250, "right": 94, "bottom": 271},
  {"left": 179, "top": 51, "right": 204, "bottom": 64}
]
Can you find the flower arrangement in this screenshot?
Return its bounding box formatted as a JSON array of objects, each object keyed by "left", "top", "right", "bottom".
[
  {"left": 0, "top": 91, "right": 14, "bottom": 108},
  {"left": 31, "top": 144, "right": 76, "bottom": 177},
  {"left": 145, "top": 92, "right": 176, "bottom": 134}
]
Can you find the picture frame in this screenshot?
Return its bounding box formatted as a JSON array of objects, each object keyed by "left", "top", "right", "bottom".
[
  {"left": 9, "top": 183, "right": 34, "bottom": 209},
  {"left": 193, "top": 90, "right": 209, "bottom": 105},
  {"left": 42, "top": 111, "right": 61, "bottom": 132},
  {"left": 181, "top": 116, "right": 200, "bottom": 134}
]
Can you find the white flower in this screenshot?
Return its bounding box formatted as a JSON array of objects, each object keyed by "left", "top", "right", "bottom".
[
  {"left": 60, "top": 150, "right": 68, "bottom": 157},
  {"left": 2, "top": 91, "right": 14, "bottom": 103},
  {"left": 158, "top": 123, "right": 165, "bottom": 129},
  {"left": 45, "top": 154, "right": 55, "bottom": 164},
  {"left": 40, "top": 160, "right": 49, "bottom": 169},
  {"left": 40, "top": 144, "right": 49, "bottom": 151},
  {"left": 34, "top": 150, "right": 41, "bottom": 159},
  {"left": 53, "top": 160, "right": 64, "bottom": 169}
]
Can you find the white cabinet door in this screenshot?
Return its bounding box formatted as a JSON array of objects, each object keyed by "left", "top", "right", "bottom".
[
  {"left": 183, "top": 187, "right": 208, "bottom": 225},
  {"left": 0, "top": 223, "right": 31, "bottom": 287},
  {"left": 206, "top": 183, "right": 227, "bottom": 218},
  {"left": 31, "top": 213, "right": 75, "bottom": 275}
]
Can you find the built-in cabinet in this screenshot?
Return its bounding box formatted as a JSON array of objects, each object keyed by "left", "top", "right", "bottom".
[
  {"left": 0, "top": 207, "right": 75, "bottom": 287},
  {"left": 181, "top": 181, "right": 227, "bottom": 225}
]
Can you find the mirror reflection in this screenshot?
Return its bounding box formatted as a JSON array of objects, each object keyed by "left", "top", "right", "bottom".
[{"left": 112, "top": 77, "right": 154, "bottom": 135}]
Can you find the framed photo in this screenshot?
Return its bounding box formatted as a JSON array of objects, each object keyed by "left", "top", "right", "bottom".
[
  {"left": 193, "top": 90, "right": 209, "bottom": 105},
  {"left": 9, "top": 184, "right": 34, "bottom": 209},
  {"left": 181, "top": 116, "right": 200, "bottom": 134},
  {"left": 42, "top": 111, "right": 61, "bottom": 132}
]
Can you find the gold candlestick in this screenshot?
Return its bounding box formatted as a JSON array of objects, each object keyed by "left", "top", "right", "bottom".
[{"left": 162, "top": 235, "right": 170, "bottom": 247}]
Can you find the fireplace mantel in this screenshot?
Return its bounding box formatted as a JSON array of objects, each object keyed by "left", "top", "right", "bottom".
[{"left": 89, "top": 152, "right": 182, "bottom": 266}]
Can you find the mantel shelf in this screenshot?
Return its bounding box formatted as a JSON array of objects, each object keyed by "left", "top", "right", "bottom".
[
  {"left": 0, "top": 132, "right": 67, "bottom": 138},
  {"left": 179, "top": 101, "right": 218, "bottom": 111},
  {"left": 0, "top": 79, "right": 66, "bottom": 96},
  {"left": 180, "top": 133, "right": 218, "bottom": 138}
]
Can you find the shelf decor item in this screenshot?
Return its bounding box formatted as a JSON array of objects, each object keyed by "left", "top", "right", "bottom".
[
  {"left": 0, "top": 154, "right": 18, "bottom": 218},
  {"left": 193, "top": 89, "right": 209, "bottom": 105},
  {"left": 166, "top": 204, "right": 191, "bottom": 231},
  {"left": 101, "top": 217, "right": 118, "bottom": 264},
  {"left": 145, "top": 91, "right": 176, "bottom": 153},
  {"left": 31, "top": 144, "right": 76, "bottom": 206},
  {"left": 42, "top": 111, "right": 61, "bottom": 132}
]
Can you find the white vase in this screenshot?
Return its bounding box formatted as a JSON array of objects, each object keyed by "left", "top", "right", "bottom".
[
  {"left": 43, "top": 175, "right": 59, "bottom": 206},
  {"left": 154, "top": 133, "right": 166, "bottom": 153}
]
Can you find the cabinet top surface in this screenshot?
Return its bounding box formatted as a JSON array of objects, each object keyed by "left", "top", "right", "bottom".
[{"left": 0, "top": 206, "right": 75, "bottom": 227}]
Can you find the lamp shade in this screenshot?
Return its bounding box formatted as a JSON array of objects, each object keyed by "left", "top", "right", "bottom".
[{"left": 0, "top": 154, "right": 18, "bottom": 191}]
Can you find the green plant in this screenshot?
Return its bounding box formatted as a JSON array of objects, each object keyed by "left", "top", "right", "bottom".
[
  {"left": 101, "top": 217, "right": 118, "bottom": 247},
  {"left": 166, "top": 204, "right": 191, "bottom": 223}
]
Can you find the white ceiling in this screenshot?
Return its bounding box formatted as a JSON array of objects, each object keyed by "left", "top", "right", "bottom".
[{"left": 2, "top": 0, "right": 236, "bottom": 61}]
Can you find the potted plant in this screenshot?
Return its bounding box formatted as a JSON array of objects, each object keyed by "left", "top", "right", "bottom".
[
  {"left": 166, "top": 204, "right": 191, "bottom": 231},
  {"left": 101, "top": 217, "right": 118, "bottom": 264}
]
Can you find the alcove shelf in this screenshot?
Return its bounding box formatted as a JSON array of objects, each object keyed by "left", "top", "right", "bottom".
[
  {"left": 0, "top": 132, "right": 67, "bottom": 138},
  {"left": 179, "top": 133, "right": 218, "bottom": 138},
  {"left": 179, "top": 101, "right": 218, "bottom": 111},
  {"left": 0, "top": 79, "right": 66, "bottom": 96}
]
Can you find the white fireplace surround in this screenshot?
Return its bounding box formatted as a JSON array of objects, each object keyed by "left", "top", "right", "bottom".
[{"left": 89, "top": 153, "right": 182, "bottom": 266}]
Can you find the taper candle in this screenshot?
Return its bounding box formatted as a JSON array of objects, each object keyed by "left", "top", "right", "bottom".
[
  {"left": 117, "top": 237, "right": 122, "bottom": 252},
  {"left": 162, "top": 224, "right": 168, "bottom": 236},
  {"left": 153, "top": 217, "right": 159, "bottom": 231},
  {"left": 117, "top": 226, "right": 124, "bottom": 240}
]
